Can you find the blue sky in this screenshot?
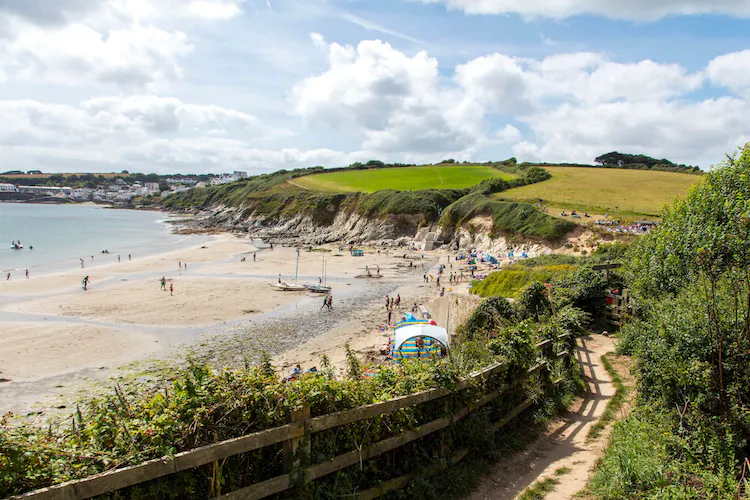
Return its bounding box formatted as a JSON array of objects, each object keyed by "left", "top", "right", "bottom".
[{"left": 1, "top": 0, "right": 749, "bottom": 173}]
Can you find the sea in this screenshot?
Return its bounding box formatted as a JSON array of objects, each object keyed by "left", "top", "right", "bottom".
[{"left": 0, "top": 203, "right": 201, "bottom": 274}]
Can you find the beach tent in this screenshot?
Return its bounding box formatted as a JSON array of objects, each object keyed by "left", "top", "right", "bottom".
[
  {"left": 352, "top": 249, "right": 364, "bottom": 256},
  {"left": 394, "top": 324, "right": 450, "bottom": 352},
  {"left": 486, "top": 255, "right": 498, "bottom": 264}
]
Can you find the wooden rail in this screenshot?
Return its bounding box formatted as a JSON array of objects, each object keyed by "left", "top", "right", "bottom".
[
  {"left": 11, "top": 336, "right": 574, "bottom": 500},
  {"left": 605, "top": 289, "right": 630, "bottom": 327}
]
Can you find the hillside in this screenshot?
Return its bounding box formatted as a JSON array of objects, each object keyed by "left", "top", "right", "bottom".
[
  {"left": 293, "top": 164, "right": 517, "bottom": 193},
  {"left": 496, "top": 166, "right": 701, "bottom": 220}
]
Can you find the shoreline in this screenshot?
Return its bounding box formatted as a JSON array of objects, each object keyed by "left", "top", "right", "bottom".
[{"left": 0, "top": 225, "right": 452, "bottom": 421}]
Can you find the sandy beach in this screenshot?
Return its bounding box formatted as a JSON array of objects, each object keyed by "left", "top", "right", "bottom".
[{"left": 0, "top": 233, "right": 459, "bottom": 417}]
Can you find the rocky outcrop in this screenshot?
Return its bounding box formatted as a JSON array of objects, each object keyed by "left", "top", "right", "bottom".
[
  {"left": 183, "top": 205, "right": 425, "bottom": 247},
  {"left": 180, "top": 208, "right": 567, "bottom": 256}
]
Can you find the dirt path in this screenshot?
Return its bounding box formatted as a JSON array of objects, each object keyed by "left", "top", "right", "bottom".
[{"left": 465, "top": 334, "right": 616, "bottom": 500}]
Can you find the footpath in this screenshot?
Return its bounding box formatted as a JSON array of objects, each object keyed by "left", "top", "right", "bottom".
[{"left": 465, "top": 334, "right": 616, "bottom": 500}]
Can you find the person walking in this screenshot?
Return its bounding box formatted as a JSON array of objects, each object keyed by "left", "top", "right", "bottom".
[
  {"left": 25, "top": 269, "right": 29, "bottom": 279},
  {"left": 118, "top": 255, "right": 121, "bottom": 263},
  {"left": 395, "top": 294, "right": 401, "bottom": 307},
  {"left": 385, "top": 295, "right": 390, "bottom": 309},
  {"left": 387, "top": 309, "right": 393, "bottom": 325},
  {"left": 253, "top": 252, "right": 256, "bottom": 262},
  {"left": 320, "top": 295, "right": 328, "bottom": 311},
  {"left": 160, "top": 277, "right": 166, "bottom": 290},
  {"left": 6, "top": 273, "right": 10, "bottom": 281},
  {"left": 170, "top": 284, "right": 174, "bottom": 296},
  {"left": 278, "top": 274, "right": 282, "bottom": 283},
  {"left": 80, "top": 258, "right": 85, "bottom": 269},
  {"left": 129, "top": 254, "right": 132, "bottom": 261},
  {"left": 327, "top": 295, "right": 333, "bottom": 311}
]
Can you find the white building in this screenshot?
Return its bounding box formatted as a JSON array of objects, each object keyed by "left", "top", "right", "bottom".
[
  {"left": 233, "top": 171, "right": 248, "bottom": 180},
  {"left": 144, "top": 182, "right": 160, "bottom": 192},
  {"left": 0, "top": 183, "right": 17, "bottom": 192}
]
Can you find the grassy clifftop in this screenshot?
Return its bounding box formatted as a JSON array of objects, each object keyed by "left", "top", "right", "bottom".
[{"left": 160, "top": 162, "right": 567, "bottom": 241}]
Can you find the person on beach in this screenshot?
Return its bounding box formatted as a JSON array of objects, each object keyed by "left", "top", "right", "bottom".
[
  {"left": 129, "top": 254, "right": 132, "bottom": 261},
  {"left": 80, "top": 258, "right": 85, "bottom": 268},
  {"left": 118, "top": 255, "right": 121, "bottom": 263},
  {"left": 390, "top": 297, "right": 394, "bottom": 309},
  {"left": 412, "top": 303, "right": 418, "bottom": 313},
  {"left": 385, "top": 295, "right": 390, "bottom": 309},
  {"left": 395, "top": 294, "right": 401, "bottom": 307},
  {"left": 170, "top": 284, "right": 174, "bottom": 296},
  {"left": 184, "top": 263, "right": 187, "bottom": 270},
  {"left": 82, "top": 276, "right": 89, "bottom": 290},
  {"left": 241, "top": 257, "right": 246, "bottom": 262},
  {"left": 179, "top": 261, "right": 182, "bottom": 270},
  {"left": 6, "top": 273, "right": 10, "bottom": 280},
  {"left": 253, "top": 253, "right": 256, "bottom": 262},
  {"left": 25, "top": 269, "right": 29, "bottom": 279},
  {"left": 160, "top": 277, "right": 166, "bottom": 290},
  {"left": 320, "top": 295, "right": 328, "bottom": 310},
  {"left": 327, "top": 295, "right": 333, "bottom": 310},
  {"left": 376, "top": 265, "right": 380, "bottom": 275},
  {"left": 440, "top": 287, "right": 445, "bottom": 297},
  {"left": 387, "top": 309, "right": 393, "bottom": 325},
  {"left": 278, "top": 274, "right": 282, "bottom": 283},
  {"left": 423, "top": 273, "right": 428, "bottom": 283}
]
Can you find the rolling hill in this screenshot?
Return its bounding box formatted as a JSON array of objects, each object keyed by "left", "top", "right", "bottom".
[
  {"left": 292, "top": 165, "right": 517, "bottom": 193},
  {"left": 495, "top": 166, "right": 701, "bottom": 220}
]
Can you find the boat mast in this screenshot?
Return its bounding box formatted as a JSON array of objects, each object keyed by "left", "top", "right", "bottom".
[{"left": 294, "top": 246, "right": 300, "bottom": 283}]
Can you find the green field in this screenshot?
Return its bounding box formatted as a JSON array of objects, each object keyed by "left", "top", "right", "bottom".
[
  {"left": 293, "top": 165, "right": 517, "bottom": 193},
  {"left": 496, "top": 167, "right": 701, "bottom": 218}
]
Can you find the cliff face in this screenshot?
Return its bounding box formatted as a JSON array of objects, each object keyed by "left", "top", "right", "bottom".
[
  {"left": 188, "top": 205, "right": 425, "bottom": 246},
  {"left": 185, "top": 206, "right": 560, "bottom": 257}
]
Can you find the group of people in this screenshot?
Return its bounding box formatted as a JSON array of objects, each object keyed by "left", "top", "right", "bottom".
[
  {"left": 385, "top": 294, "right": 404, "bottom": 324},
  {"left": 240, "top": 252, "right": 257, "bottom": 263},
  {"left": 319, "top": 294, "right": 333, "bottom": 311},
  {"left": 160, "top": 276, "right": 174, "bottom": 295}
]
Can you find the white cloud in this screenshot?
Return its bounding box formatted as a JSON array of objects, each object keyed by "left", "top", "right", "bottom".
[
  {"left": 516, "top": 98, "right": 750, "bottom": 165},
  {"left": 0, "top": 96, "right": 315, "bottom": 172},
  {"left": 419, "top": 0, "right": 750, "bottom": 21},
  {"left": 185, "top": 0, "right": 243, "bottom": 20},
  {"left": 497, "top": 124, "right": 521, "bottom": 143},
  {"left": 707, "top": 50, "right": 750, "bottom": 97},
  {"left": 0, "top": 22, "right": 191, "bottom": 89},
  {"left": 292, "top": 38, "right": 485, "bottom": 155},
  {"left": 0, "top": 0, "right": 249, "bottom": 90}
]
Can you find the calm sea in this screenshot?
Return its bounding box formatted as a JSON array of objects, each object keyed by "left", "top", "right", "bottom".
[{"left": 0, "top": 204, "right": 199, "bottom": 274}]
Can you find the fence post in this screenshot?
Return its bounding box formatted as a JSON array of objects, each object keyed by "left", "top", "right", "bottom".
[{"left": 283, "top": 403, "right": 310, "bottom": 486}]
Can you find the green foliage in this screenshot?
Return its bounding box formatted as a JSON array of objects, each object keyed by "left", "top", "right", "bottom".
[
  {"left": 440, "top": 194, "right": 574, "bottom": 241},
  {"left": 357, "top": 188, "right": 467, "bottom": 221},
  {"left": 457, "top": 296, "right": 518, "bottom": 341},
  {"left": 602, "top": 143, "right": 750, "bottom": 497},
  {"left": 595, "top": 151, "right": 700, "bottom": 174},
  {"left": 627, "top": 144, "right": 750, "bottom": 299},
  {"left": 588, "top": 405, "right": 742, "bottom": 499}
]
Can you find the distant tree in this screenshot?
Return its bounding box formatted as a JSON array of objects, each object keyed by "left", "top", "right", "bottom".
[
  {"left": 121, "top": 170, "right": 129, "bottom": 174},
  {"left": 439, "top": 158, "right": 456, "bottom": 164},
  {"left": 158, "top": 182, "right": 170, "bottom": 192}
]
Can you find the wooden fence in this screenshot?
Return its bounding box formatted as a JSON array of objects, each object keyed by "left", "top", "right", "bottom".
[
  {"left": 605, "top": 290, "right": 630, "bottom": 327},
  {"left": 11, "top": 335, "right": 575, "bottom": 500}
]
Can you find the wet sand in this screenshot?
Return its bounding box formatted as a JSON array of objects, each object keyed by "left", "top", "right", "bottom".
[{"left": 0, "top": 234, "right": 447, "bottom": 417}]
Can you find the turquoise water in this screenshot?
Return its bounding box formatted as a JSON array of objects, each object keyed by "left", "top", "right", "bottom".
[{"left": 0, "top": 204, "right": 198, "bottom": 274}]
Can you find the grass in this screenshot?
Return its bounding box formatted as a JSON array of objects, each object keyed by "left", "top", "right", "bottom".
[
  {"left": 517, "top": 477, "right": 560, "bottom": 500},
  {"left": 496, "top": 166, "right": 701, "bottom": 219},
  {"left": 293, "top": 165, "right": 517, "bottom": 193},
  {"left": 471, "top": 264, "right": 577, "bottom": 299},
  {"left": 586, "top": 353, "right": 629, "bottom": 442}
]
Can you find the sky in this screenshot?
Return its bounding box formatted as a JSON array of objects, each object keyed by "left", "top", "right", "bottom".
[{"left": 1, "top": 0, "right": 749, "bottom": 174}]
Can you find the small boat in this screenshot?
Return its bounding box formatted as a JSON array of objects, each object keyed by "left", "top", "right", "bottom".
[
  {"left": 271, "top": 282, "right": 307, "bottom": 292},
  {"left": 10, "top": 242, "right": 23, "bottom": 250},
  {"left": 305, "top": 283, "right": 332, "bottom": 293}
]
